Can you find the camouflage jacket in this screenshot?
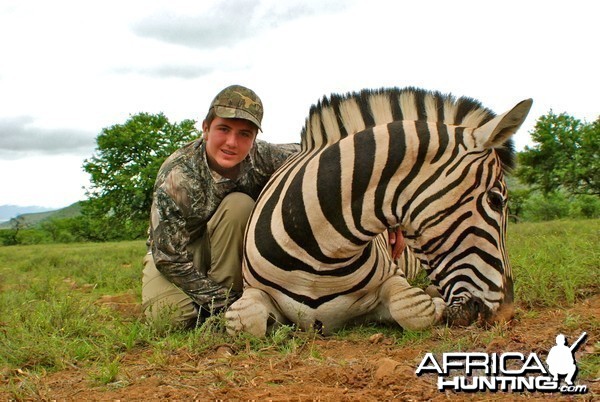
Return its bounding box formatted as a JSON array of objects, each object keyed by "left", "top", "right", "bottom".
[{"left": 148, "top": 138, "right": 299, "bottom": 309}]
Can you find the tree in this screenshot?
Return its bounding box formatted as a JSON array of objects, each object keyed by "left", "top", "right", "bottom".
[
  {"left": 83, "top": 113, "right": 199, "bottom": 239},
  {"left": 3, "top": 216, "right": 26, "bottom": 245},
  {"left": 516, "top": 112, "right": 599, "bottom": 196}
]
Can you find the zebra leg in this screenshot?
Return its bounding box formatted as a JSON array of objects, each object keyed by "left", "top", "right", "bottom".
[
  {"left": 225, "top": 288, "right": 287, "bottom": 337},
  {"left": 395, "top": 246, "right": 426, "bottom": 283},
  {"left": 379, "top": 275, "right": 445, "bottom": 330}
]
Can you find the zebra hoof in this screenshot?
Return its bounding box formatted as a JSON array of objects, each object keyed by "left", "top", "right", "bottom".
[
  {"left": 224, "top": 296, "right": 270, "bottom": 338},
  {"left": 432, "top": 297, "right": 446, "bottom": 323},
  {"left": 426, "top": 285, "right": 442, "bottom": 299}
]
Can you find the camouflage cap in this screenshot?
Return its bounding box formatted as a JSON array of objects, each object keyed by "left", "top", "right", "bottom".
[{"left": 209, "top": 85, "right": 263, "bottom": 131}]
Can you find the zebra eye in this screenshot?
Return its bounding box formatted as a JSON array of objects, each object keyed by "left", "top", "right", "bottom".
[{"left": 487, "top": 191, "right": 504, "bottom": 212}]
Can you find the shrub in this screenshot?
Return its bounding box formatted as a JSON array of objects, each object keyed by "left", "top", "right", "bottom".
[
  {"left": 521, "top": 191, "right": 571, "bottom": 221},
  {"left": 568, "top": 194, "right": 600, "bottom": 219}
]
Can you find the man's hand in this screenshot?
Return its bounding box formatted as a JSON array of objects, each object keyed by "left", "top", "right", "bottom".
[{"left": 388, "top": 226, "right": 406, "bottom": 260}]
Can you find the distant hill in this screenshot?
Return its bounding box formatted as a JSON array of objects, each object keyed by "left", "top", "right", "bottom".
[
  {"left": 0, "top": 205, "right": 58, "bottom": 222},
  {"left": 0, "top": 202, "right": 82, "bottom": 229},
  {"left": 0, "top": 205, "right": 55, "bottom": 222}
]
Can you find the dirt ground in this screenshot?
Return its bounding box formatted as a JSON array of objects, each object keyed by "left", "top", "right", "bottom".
[{"left": 2, "top": 295, "right": 598, "bottom": 401}]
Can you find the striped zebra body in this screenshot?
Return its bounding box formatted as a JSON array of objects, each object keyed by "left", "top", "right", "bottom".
[{"left": 226, "top": 87, "right": 532, "bottom": 336}]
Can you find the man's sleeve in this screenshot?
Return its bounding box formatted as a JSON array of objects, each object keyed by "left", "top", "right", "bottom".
[
  {"left": 253, "top": 141, "right": 301, "bottom": 174},
  {"left": 150, "top": 186, "right": 238, "bottom": 310}
]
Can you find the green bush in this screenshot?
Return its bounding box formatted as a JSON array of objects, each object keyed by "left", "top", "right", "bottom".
[
  {"left": 0, "top": 228, "right": 50, "bottom": 245},
  {"left": 521, "top": 191, "right": 571, "bottom": 221},
  {"left": 518, "top": 191, "right": 600, "bottom": 221},
  {"left": 568, "top": 194, "right": 600, "bottom": 218}
]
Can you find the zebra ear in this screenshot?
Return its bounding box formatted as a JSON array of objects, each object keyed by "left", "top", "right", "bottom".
[{"left": 476, "top": 99, "right": 533, "bottom": 148}]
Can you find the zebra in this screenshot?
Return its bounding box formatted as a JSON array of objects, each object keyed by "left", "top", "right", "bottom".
[{"left": 225, "top": 87, "right": 532, "bottom": 336}]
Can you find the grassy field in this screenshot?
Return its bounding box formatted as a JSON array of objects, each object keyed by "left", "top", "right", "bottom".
[{"left": 0, "top": 219, "right": 598, "bottom": 399}]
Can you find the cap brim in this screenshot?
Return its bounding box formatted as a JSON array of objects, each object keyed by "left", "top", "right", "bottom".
[{"left": 213, "top": 106, "right": 262, "bottom": 131}]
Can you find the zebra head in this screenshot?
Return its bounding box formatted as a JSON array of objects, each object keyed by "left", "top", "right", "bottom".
[{"left": 401, "top": 98, "right": 533, "bottom": 326}]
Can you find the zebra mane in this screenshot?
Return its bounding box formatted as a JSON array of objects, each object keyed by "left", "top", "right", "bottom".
[{"left": 300, "top": 87, "right": 515, "bottom": 172}]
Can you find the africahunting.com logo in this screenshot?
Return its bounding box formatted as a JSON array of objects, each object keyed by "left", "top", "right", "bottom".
[{"left": 416, "top": 332, "right": 588, "bottom": 394}]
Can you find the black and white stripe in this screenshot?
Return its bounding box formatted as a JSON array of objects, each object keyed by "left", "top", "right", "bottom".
[{"left": 226, "top": 87, "right": 532, "bottom": 335}]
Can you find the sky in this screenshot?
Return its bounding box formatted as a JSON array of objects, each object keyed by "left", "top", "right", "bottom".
[{"left": 0, "top": 0, "right": 598, "bottom": 209}]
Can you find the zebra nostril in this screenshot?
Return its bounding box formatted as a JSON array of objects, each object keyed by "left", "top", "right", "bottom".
[
  {"left": 472, "top": 298, "right": 483, "bottom": 313},
  {"left": 471, "top": 297, "right": 493, "bottom": 323},
  {"left": 312, "top": 320, "right": 324, "bottom": 334}
]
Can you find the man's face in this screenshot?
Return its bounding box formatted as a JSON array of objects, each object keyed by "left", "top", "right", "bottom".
[{"left": 202, "top": 117, "right": 257, "bottom": 179}]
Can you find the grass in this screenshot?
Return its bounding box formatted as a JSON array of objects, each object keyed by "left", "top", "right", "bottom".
[
  {"left": 507, "top": 219, "right": 599, "bottom": 307},
  {"left": 0, "top": 219, "right": 598, "bottom": 397}
]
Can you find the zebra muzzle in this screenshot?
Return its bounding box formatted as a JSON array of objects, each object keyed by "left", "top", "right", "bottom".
[
  {"left": 444, "top": 297, "right": 490, "bottom": 327},
  {"left": 444, "top": 297, "right": 515, "bottom": 327}
]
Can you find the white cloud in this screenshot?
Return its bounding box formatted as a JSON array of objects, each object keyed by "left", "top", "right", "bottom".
[
  {"left": 131, "top": 0, "right": 352, "bottom": 49},
  {"left": 0, "top": 116, "right": 95, "bottom": 156}
]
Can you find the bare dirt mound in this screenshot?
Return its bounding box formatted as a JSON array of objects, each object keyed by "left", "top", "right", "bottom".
[{"left": 3, "top": 296, "right": 598, "bottom": 401}]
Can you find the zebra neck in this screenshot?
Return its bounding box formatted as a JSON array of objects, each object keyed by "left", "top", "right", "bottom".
[{"left": 290, "top": 122, "right": 429, "bottom": 260}]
